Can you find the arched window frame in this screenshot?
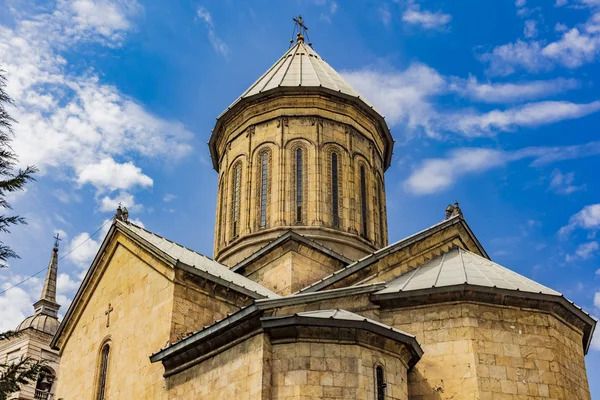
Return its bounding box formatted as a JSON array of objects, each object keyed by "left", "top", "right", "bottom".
[
  {"left": 375, "top": 364, "right": 386, "bottom": 400},
  {"left": 376, "top": 174, "right": 386, "bottom": 246},
  {"left": 255, "top": 149, "right": 271, "bottom": 229},
  {"left": 326, "top": 148, "right": 343, "bottom": 228},
  {"left": 290, "top": 143, "right": 308, "bottom": 224},
  {"left": 217, "top": 173, "right": 226, "bottom": 245},
  {"left": 230, "top": 161, "right": 243, "bottom": 239},
  {"left": 95, "top": 340, "right": 111, "bottom": 400},
  {"left": 359, "top": 163, "right": 369, "bottom": 239}
]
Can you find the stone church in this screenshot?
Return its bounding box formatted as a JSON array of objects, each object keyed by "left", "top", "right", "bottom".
[{"left": 49, "top": 30, "right": 596, "bottom": 400}]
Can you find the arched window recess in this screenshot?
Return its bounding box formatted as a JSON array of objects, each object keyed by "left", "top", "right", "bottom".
[
  {"left": 376, "top": 365, "right": 386, "bottom": 400},
  {"left": 96, "top": 342, "right": 110, "bottom": 400}
]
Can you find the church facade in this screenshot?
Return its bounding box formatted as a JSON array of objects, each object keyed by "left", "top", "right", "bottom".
[
  {"left": 1, "top": 239, "right": 62, "bottom": 400},
  {"left": 51, "top": 31, "right": 596, "bottom": 400}
]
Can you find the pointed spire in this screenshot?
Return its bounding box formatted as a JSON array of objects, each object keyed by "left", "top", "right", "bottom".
[{"left": 33, "top": 234, "right": 61, "bottom": 318}]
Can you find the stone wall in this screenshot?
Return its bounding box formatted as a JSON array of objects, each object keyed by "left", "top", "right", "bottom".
[
  {"left": 170, "top": 269, "right": 243, "bottom": 342},
  {"left": 270, "top": 341, "right": 408, "bottom": 400},
  {"left": 242, "top": 240, "right": 345, "bottom": 295},
  {"left": 214, "top": 94, "right": 390, "bottom": 266},
  {"left": 165, "top": 334, "right": 269, "bottom": 400},
  {"left": 380, "top": 302, "right": 591, "bottom": 400},
  {"left": 470, "top": 303, "right": 590, "bottom": 400},
  {"left": 55, "top": 235, "right": 175, "bottom": 400}
]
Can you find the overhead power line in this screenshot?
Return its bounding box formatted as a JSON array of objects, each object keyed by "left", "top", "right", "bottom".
[{"left": 0, "top": 219, "right": 112, "bottom": 296}]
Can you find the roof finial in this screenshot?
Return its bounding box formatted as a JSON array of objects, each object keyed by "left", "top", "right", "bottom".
[
  {"left": 445, "top": 201, "right": 463, "bottom": 220},
  {"left": 33, "top": 234, "right": 61, "bottom": 317},
  {"left": 292, "top": 15, "right": 312, "bottom": 46},
  {"left": 114, "top": 202, "right": 129, "bottom": 223},
  {"left": 53, "top": 232, "right": 61, "bottom": 252}
]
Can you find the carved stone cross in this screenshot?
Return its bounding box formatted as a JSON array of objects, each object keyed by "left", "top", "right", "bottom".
[{"left": 105, "top": 303, "right": 114, "bottom": 327}]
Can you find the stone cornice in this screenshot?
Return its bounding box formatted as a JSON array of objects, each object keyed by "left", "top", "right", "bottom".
[{"left": 371, "top": 284, "right": 597, "bottom": 355}]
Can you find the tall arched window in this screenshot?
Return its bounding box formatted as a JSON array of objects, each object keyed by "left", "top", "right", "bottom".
[
  {"left": 331, "top": 152, "right": 339, "bottom": 227},
  {"left": 259, "top": 151, "right": 268, "bottom": 228},
  {"left": 360, "top": 165, "right": 368, "bottom": 238},
  {"left": 377, "top": 179, "right": 385, "bottom": 245},
  {"left": 376, "top": 365, "right": 386, "bottom": 400},
  {"left": 218, "top": 176, "right": 225, "bottom": 243},
  {"left": 96, "top": 343, "right": 110, "bottom": 400},
  {"left": 232, "top": 163, "right": 241, "bottom": 238},
  {"left": 295, "top": 148, "right": 303, "bottom": 223}
]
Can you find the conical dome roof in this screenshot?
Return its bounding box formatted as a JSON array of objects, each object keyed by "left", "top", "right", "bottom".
[
  {"left": 225, "top": 40, "right": 375, "bottom": 112},
  {"left": 210, "top": 36, "right": 393, "bottom": 171}
]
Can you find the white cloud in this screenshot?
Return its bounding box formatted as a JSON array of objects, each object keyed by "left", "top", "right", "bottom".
[
  {"left": 549, "top": 169, "right": 585, "bottom": 194},
  {"left": 0, "top": 1, "right": 193, "bottom": 211},
  {"left": 565, "top": 241, "right": 599, "bottom": 262},
  {"left": 67, "top": 232, "right": 102, "bottom": 269},
  {"left": 555, "top": 22, "right": 569, "bottom": 32},
  {"left": 524, "top": 20, "right": 538, "bottom": 38},
  {"left": 451, "top": 77, "right": 579, "bottom": 103},
  {"left": 449, "top": 101, "right": 600, "bottom": 137},
  {"left": 163, "top": 193, "right": 177, "bottom": 202},
  {"left": 481, "top": 13, "right": 600, "bottom": 75},
  {"left": 0, "top": 282, "right": 38, "bottom": 331},
  {"left": 343, "top": 64, "right": 593, "bottom": 137},
  {"left": 196, "top": 6, "right": 228, "bottom": 56},
  {"left": 67, "top": 219, "right": 112, "bottom": 269},
  {"left": 69, "top": 0, "right": 140, "bottom": 42},
  {"left": 595, "top": 292, "right": 600, "bottom": 308},
  {"left": 402, "top": 5, "right": 452, "bottom": 30},
  {"left": 342, "top": 64, "right": 446, "bottom": 136},
  {"left": 404, "top": 142, "right": 600, "bottom": 194},
  {"left": 592, "top": 324, "right": 600, "bottom": 351},
  {"left": 559, "top": 204, "right": 600, "bottom": 237},
  {"left": 77, "top": 158, "right": 153, "bottom": 192},
  {"left": 99, "top": 191, "right": 141, "bottom": 212},
  {"left": 405, "top": 148, "right": 507, "bottom": 194}
]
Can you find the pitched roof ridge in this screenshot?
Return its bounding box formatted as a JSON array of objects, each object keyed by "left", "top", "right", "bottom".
[
  {"left": 122, "top": 221, "right": 221, "bottom": 263},
  {"left": 299, "top": 215, "right": 471, "bottom": 293}
]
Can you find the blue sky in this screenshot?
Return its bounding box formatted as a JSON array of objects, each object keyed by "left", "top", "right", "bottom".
[{"left": 1, "top": 0, "right": 600, "bottom": 393}]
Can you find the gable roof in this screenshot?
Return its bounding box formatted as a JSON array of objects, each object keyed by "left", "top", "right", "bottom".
[
  {"left": 376, "top": 247, "right": 559, "bottom": 296},
  {"left": 51, "top": 220, "right": 277, "bottom": 349},
  {"left": 231, "top": 230, "right": 353, "bottom": 273},
  {"left": 299, "top": 215, "right": 487, "bottom": 293},
  {"left": 120, "top": 222, "right": 278, "bottom": 299}
]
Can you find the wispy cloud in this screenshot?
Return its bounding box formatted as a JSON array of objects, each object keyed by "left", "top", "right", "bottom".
[
  {"left": 197, "top": 6, "right": 229, "bottom": 57},
  {"left": 402, "top": 3, "right": 452, "bottom": 30},
  {"left": 342, "top": 64, "right": 595, "bottom": 138},
  {"left": 559, "top": 203, "right": 600, "bottom": 237},
  {"left": 450, "top": 77, "right": 580, "bottom": 103},
  {"left": 565, "top": 241, "right": 599, "bottom": 262},
  {"left": 480, "top": 12, "right": 600, "bottom": 75},
  {"left": 549, "top": 169, "right": 586, "bottom": 194},
  {"left": 404, "top": 142, "right": 600, "bottom": 194},
  {"left": 524, "top": 20, "right": 538, "bottom": 38}
]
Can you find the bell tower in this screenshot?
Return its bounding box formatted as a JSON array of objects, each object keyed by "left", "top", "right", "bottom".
[{"left": 210, "top": 19, "right": 394, "bottom": 266}]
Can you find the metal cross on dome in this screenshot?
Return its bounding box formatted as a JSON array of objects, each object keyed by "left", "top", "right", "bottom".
[
  {"left": 291, "top": 15, "right": 312, "bottom": 47},
  {"left": 53, "top": 232, "right": 61, "bottom": 249}
]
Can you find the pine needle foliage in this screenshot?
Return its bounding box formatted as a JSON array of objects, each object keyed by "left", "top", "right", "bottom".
[
  {"left": 0, "top": 67, "right": 37, "bottom": 267},
  {"left": 0, "top": 331, "right": 46, "bottom": 399}
]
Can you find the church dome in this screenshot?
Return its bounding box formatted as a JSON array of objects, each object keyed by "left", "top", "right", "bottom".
[{"left": 16, "top": 313, "right": 60, "bottom": 335}]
